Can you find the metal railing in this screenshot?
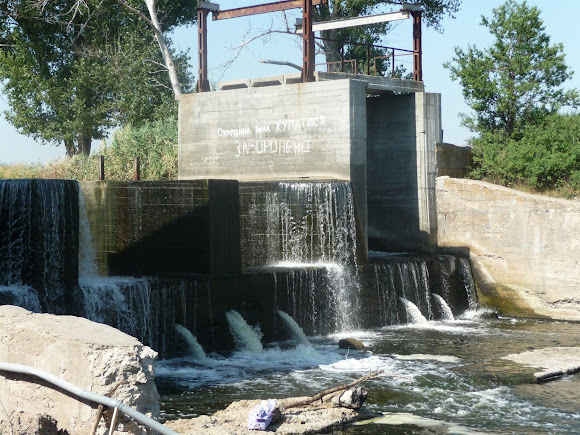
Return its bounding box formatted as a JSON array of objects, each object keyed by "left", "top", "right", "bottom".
[
  {"left": 0, "top": 362, "right": 179, "bottom": 435},
  {"left": 315, "top": 36, "right": 415, "bottom": 77}
]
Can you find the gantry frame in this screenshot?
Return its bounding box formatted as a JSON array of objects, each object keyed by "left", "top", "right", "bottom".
[{"left": 196, "top": 1, "right": 422, "bottom": 92}]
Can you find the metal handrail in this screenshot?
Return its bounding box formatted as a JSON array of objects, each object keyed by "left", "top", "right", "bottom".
[
  {"left": 315, "top": 35, "right": 416, "bottom": 77},
  {"left": 0, "top": 362, "right": 180, "bottom": 435}
]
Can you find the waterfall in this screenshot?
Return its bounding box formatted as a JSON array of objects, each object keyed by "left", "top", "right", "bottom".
[
  {"left": 399, "top": 297, "right": 428, "bottom": 324},
  {"left": 80, "top": 277, "right": 153, "bottom": 343},
  {"left": 245, "top": 182, "right": 361, "bottom": 332},
  {"left": 368, "top": 254, "right": 477, "bottom": 326},
  {"left": 225, "top": 310, "right": 264, "bottom": 353},
  {"left": 175, "top": 324, "right": 208, "bottom": 362},
  {"left": 277, "top": 310, "right": 310, "bottom": 345},
  {"left": 275, "top": 182, "right": 358, "bottom": 265},
  {"left": 433, "top": 294, "right": 454, "bottom": 320},
  {"left": 459, "top": 258, "right": 478, "bottom": 309},
  {"left": 0, "top": 179, "right": 78, "bottom": 313},
  {"left": 0, "top": 285, "right": 42, "bottom": 312}
]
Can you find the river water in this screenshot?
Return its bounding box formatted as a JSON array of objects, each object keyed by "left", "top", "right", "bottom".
[{"left": 157, "top": 310, "right": 580, "bottom": 434}]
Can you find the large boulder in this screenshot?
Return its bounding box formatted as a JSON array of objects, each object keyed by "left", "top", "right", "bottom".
[
  {"left": 338, "top": 338, "right": 365, "bottom": 351},
  {"left": 0, "top": 306, "right": 159, "bottom": 434}
]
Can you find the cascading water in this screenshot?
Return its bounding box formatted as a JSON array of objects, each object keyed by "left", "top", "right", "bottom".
[
  {"left": 432, "top": 293, "right": 454, "bottom": 320},
  {"left": 277, "top": 310, "right": 310, "bottom": 345},
  {"left": 399, "top": 297, "right": 428, "bottom": 324},
  {"left": 366, "top": 254, "right": 476, "bottom": 326},
  {"left": 1, "top": 179, "right": 480, "bottom": 359},
  {"left": 175, "top": 324, "right": 208, "bottom": 362},
  {"left": 0, "top": 179, "right": 78, "bottom": 313},
  {"left": 242, "top": 182, "right": 361, "bottom": 332},
  {"left": 459, "top": 257, "right": 478, "bottom": 310},
  {"left": 225, "top": 310, "right": 264, "bottom": 353}
]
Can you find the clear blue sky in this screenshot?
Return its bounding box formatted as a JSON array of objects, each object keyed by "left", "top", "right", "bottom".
[{"left": 1, "top": 0, "right": 579, "bottom": 164}]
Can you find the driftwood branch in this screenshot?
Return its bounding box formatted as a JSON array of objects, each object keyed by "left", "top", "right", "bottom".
[
  {"left": 89, "top": 381, "right": 122, "bottom": 435},
  {"left": 285, "top": 369, "right": 383, "bottom": 409}
]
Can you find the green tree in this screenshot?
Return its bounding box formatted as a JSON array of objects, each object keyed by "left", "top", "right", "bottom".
[
  {"left": 0, "top": 0, "right": 194, "bottom": 157},
  {"left": 316, "top": 0, "right": 462, "bottom": 75},
  {"left": 444, "top": 0, "right": 579, "bottom": 138}
]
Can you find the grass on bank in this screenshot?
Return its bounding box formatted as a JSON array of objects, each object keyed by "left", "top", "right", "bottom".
[{"left": 0, "top": 116, "right": 178, "bottom": 181}]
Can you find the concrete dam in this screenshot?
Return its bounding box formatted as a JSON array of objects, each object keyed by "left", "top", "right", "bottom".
[
  {"left": 3, "top": 73, "right": 580, "bottom": 434},
  {"left": 3, "top": 72, "right": 579, "bottom": 357}
]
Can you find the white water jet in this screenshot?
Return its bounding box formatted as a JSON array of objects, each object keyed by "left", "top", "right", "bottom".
[
  {"left": 399, "top": 297, "right": 428, "bottom": 324},
  {"left": 225, "top": 310, "right": 264, "bottom": 353},
  {"left": 277, "top": 310, "right": 310, "bottom": 345},
  {"left": 175, "top": 324, "right": 208, "bottom": 362},
  {"left": 432, "top": 294, "right": 455, "bottom": 321}
]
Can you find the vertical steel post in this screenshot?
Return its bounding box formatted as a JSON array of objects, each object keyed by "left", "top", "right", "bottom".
[
  {"left": 98, "top": 155, "right": 105, "bottom": 181},
  {"left": 412, "top": 10, "right": 422, "bottom": 82},
  {"left": 197, "top": 8, "right": 210, "bottom": 92},
  {"left": 302, "top": 0, "right": 315, "bottom": 82},
  {"left": 392, "top": 48, "right": 395, "bottom": 77},
  {"left": 133, "top": 157, "right": 141, "bottom": 181}
]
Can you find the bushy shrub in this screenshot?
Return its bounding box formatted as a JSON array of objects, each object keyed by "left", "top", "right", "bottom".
[{"left": 470, "top": 113, "right": 580, "bottom": 194}]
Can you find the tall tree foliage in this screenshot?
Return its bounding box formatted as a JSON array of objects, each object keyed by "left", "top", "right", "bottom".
[
  {"left": 0, "top": 0, "right": 194, "bottom": 156},
  {"left": 315, "top": 0, "right": 462, "bottom": 75},
  {"left": 444, "top": 0, "right": 578, "bottom": 138}
]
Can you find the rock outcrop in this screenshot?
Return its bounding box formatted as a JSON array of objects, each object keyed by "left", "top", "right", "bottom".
[
  {"left": 165, "top": 396, "right": 376, "bottom": 435},
  {"left": 0, "top": 306, "right": 159, "bottom": 434}
]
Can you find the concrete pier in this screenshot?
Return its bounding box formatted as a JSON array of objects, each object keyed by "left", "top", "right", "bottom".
[{"left": 178, "top": 72, "right": 442, "bottom": 256}]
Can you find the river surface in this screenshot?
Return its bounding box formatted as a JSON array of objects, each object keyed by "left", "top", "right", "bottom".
[{"left": 156, "top": 310, "right": 580, "bottom": 434}]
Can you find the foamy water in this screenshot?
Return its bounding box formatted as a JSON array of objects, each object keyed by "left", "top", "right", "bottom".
[{"left": 157, "top": 314, "right": 580, "bottom": 433}]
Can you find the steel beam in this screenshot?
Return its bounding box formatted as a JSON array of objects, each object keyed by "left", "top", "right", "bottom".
[
  {"left": 197, "top": 8, "right": 210, "bottom": 92},
  {"left": 412, "top": 10, "right": 422, "bottom": 82},
  {"left": 296, "top": 10, "right": 410, "bottom": 33},
  {"left": 214, "top": 0, "right": 327, "bottom": 20},
  {"left": 302, "top": 0, "right": 315, "bottom": 82}
]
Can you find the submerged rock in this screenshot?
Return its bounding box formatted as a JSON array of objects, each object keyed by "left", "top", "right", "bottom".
[
  {"left": 502, "top": 347, "right": 580, "bottom": 382},
  {"left": 331, "top": 387, "right": 368, "bottom": 409},
  {"left": 338, "top": 338, "right": 365, "bottom": 351}
]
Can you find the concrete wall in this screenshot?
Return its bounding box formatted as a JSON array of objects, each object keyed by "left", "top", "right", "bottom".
[
  {"left": 0, "top": 306, "right": 159, "bottom": 434},
  {"left": 436, "top": 177, "right": 580, "bottom": 320},
  {"left": 179, "top": 79, "right": 368, "bottom": 257},
  {"left": 80, "top": 180, "right": 240, "bottom": 276},
  {"left": 178, "top": 79, "right": 443, "bottom": 257},
  {"left": 366, "top": 93, "right": 441, "bottom": 253},
  {"left": 436, "top": 143, "right": 472, "bottom": 178},
  {"left": 178, "top": 79, "right": 365, "bottom": 182}
]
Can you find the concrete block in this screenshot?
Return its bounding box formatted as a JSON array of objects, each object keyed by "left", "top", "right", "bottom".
[
  {"left": 79, "top": 180, "right": 241, "bottom": 276},
  {"left": 0, "top": 306, "right": 159, "bottom": 434}
]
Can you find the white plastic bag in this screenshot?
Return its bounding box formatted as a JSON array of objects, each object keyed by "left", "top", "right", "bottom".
[{"left": 248, "top": 399, "right": 277, "bottom": 430}]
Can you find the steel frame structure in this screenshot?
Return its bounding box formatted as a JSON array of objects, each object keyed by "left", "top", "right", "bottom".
[{"left": 195, "top": 0, "right": 422, "bottom": 92}]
